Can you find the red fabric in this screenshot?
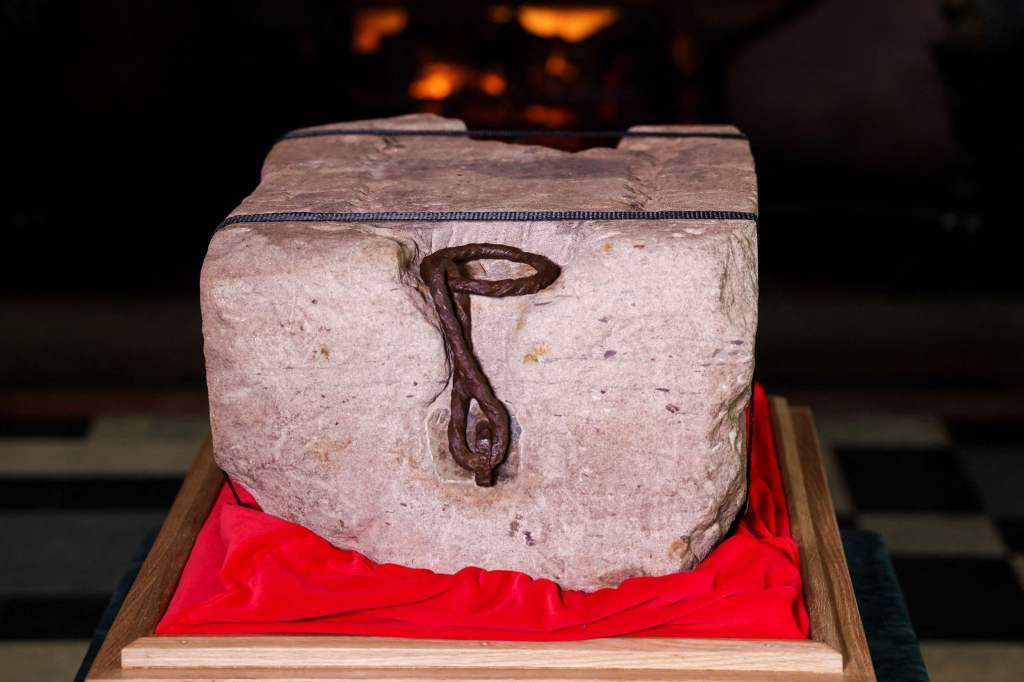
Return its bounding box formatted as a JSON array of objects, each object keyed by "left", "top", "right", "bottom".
[{"left": 157, "top": 385, "right": 808, "bottom": 640}]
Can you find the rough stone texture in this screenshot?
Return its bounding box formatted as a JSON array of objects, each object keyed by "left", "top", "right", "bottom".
[{"left": 201, "top": 114, "right": 758, "bottom": 591}]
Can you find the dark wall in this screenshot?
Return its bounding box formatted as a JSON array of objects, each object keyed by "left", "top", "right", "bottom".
[
  {"left": 3, "top": 0, "right": 1023, "bottom": 390},
  {"left": 5, "top": 0, "right": 1021, "bottom": 296},
  {"left": 4, "top": 1, "right": 358, "bottom": 294}
]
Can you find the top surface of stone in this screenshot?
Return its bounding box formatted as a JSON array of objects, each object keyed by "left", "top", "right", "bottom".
[
  {"left": 228, "top": 113, "right": 755, "bottom": 218},
  {"left": 202, "top": 114, "right": 758, "bottom": 592}
]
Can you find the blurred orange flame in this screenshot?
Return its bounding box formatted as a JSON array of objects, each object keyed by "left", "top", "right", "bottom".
[
  {"left": 544, "top": 49, "right": 577, "bottom": 79},
  {"left": 409, "top": 63, "right": 470, "bottom": 100},
  {"left": 523, "top": 104, "right": 575, "bottom": 128},
  {"left": 488, "top": 5, "right": 515, "bottom": 23},
  {"left": 671, "top": 34, "right": 698, "bottom": 75},
  {"left": 518, "top": 6, "right": 618, "bottom": 42},
  {"left": 480, "top": 71, "right": 507, "bottom": 96},
  {"left": 352, "top": 8, "right": 408, "bottom": 55}
]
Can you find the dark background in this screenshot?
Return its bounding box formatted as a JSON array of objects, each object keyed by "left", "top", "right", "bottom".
[
  {"left": 2, "top": 0, "right": 1023, "bottom": 405},
  {"left": 2, "top": 3, "right": 1024, "bottom": 679}
]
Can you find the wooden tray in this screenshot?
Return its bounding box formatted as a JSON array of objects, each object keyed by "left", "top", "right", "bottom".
[{"left": 84, "top": 397, "right": 876, "bottom": 681}]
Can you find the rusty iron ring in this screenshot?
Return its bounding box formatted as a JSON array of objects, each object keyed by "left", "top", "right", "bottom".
[{"left": 420, "top": 244, "right": 560, "bottom": 487}]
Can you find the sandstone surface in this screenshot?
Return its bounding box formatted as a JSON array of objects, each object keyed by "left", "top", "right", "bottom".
[{"left": 201, "top": 114, "right": 758, "bottom": 591}]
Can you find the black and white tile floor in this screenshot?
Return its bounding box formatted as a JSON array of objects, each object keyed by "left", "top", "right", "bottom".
[
  {"left": 0, "top": 413, "right": 206, "bottom": 681},
  {"left": 1, "top": 406, "right": 1021, "bottom": 681},
  {"left": 816, "top": 412, "right": 1024, "bottom": 680}
]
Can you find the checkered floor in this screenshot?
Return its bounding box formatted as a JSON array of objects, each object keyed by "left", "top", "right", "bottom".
[
  {"left": 0, "top": 404, "right": 1021, "bottom": 681},
  {"left": 815, "top": 412, "right": 1024, "bottom": 680}
]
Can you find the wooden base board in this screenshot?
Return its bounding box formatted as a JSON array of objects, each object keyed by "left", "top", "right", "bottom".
[
  {"left": 121, "top": 636, "right": 841, "bottom": 675},
  {"left": 84, "top": 398, "right": 876, "bottom": 682}
]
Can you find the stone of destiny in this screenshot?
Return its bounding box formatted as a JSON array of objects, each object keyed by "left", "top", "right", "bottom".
[{"left": 201, "top": 114, "right": 758, "bottom": 591}]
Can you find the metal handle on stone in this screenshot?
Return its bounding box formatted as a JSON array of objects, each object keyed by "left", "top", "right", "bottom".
[{"left": 420, "top": 244, "right": 560, "bottom": 487}]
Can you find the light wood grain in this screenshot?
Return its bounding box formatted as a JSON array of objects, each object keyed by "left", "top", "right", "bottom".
[
  {"left": 769, "top": 398, "right": 875, "bottom": 682},
  {"left": 769, "top": 398, "right": 844, "bottom": 654},
  {"left": 790, "top": 407, "right": 875, "bottom": 682},
  {"left": 89, "top": 666, "right": 850, "bottom": 681},
  {"left": 122, "top": 636, "right": 841, "bottom": 674},
  {"left": 88, "top": 399, "right": 874, "bottom": 682}
]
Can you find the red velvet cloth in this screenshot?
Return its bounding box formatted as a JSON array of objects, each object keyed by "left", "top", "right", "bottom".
[{"left": 157, "top": 385, "right": 808, "bottom": 640}]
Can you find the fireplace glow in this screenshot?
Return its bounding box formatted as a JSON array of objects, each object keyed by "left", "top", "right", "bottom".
[
  {"left": 351, "top": 8, "right": 408, "bottom": 55},
  {"left": 345, "top": 3, "right": 707, "bottom": 135},
  {"left": 488, "top": 5, "right": 515, "bottom": 23},
  {"left": 517, "top": 6, "right": 619, "bottom": 43},
  {"left": 671, "top": 34, "right": 698, "bottom": 75},
  {"left": 545, "top": 49, "right": 577, "bottom": 79},
  {"left": 480, "top": 71, "right": 507, "bottom": 96},
  {"left": 409, "top": 63, "right": 469, "bottom": 100},
  {"left": 524, "top": 104, "right": 575, "bottom": 127}
]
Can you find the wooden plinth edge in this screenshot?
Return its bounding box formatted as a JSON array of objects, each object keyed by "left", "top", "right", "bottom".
[
  {"left": 770, "top": 398, "right": 875, "bottom": 682},
  {"left": 85, "top": 398, "right": 876, "bottom": 682}
]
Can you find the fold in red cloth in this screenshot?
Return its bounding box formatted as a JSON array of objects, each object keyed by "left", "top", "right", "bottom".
[{"left": 157, "top": 385, "right": 808, "bottom": 640}]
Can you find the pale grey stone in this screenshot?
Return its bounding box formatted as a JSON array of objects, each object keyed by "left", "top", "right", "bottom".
[{"left": 201, "top": 114, "right": 758, "bottom": 591}]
